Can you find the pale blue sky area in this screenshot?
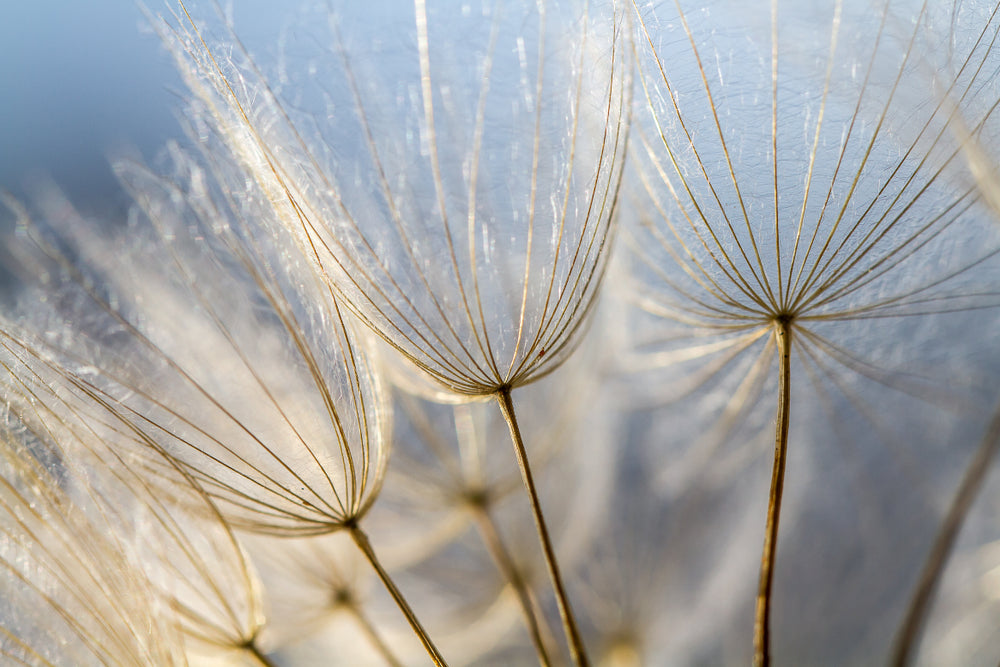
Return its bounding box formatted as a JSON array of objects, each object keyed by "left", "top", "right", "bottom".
[
  {"left": 1, "top": 3, "right": 180, "bottom": 215},
  {"left": 0, "top": 2, "right": 286, "bottom": 217}
]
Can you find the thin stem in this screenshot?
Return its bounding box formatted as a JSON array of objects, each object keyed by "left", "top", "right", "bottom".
[
  {"left": 754, "top": 319, "right": 793, "bottom": 667},
  {"left": 471, "top": 502, "right": 559, "bottom": 667},
  {"left": 889, "top": 396, "right": 1000, "bottom": 667},
  {"left": 348, "top": 524, "right": 449, "bottom": 667},
  {"left": 243, "top": 640, "right": 279, "bottom": 667},
  {"left": 347, "top": 603, "right": 405, "bottom": 667},
  {"left": 496, "top": 387, "right": 589, "bottom": 667}
]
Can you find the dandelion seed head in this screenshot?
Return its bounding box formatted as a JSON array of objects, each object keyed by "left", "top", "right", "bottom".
[
  {"left": 166, "top": 0, "right": 631, "bottom": 399},
  {"left": 621, "top": 1, "right": 1000, "bottom": 659},
  {"left": 3, "top": 139, "right": 392, "bottom": 539}
]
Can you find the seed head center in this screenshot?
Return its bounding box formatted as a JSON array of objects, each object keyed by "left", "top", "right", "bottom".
[{"left": 771, "top": 311, "right": 796, "bottom": 328}]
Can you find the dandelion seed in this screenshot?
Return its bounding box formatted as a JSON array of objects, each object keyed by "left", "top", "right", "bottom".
[
  {"left": 627, "top": 0, "right": 1000, "bottom": 662},
  {"left": 0, "top": 332, "right": 272, "bottom": 665},
  {"left": 0, "top": 144, "right": 448, "bottom": 662},
  {"left": 368, "top": 342, "right": 611, "bottom": 664},
  {"left": 0, "top": 417, "right": 187, "bottom": 667},
  {"left": 164, "top": 1, "right": 630, "bottom": 662}
]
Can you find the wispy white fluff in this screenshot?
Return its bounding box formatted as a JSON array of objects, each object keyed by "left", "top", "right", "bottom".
[{"left": 164, "top": 0, "right": 631, "bottom": 398}]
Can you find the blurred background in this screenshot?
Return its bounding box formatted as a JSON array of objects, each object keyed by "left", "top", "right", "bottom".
[
  {"left": 1, "top": 3, "right": 181, "bottom": 218},
  {"left": 0, "top": 2, "right": 289, "bottom": 218}
]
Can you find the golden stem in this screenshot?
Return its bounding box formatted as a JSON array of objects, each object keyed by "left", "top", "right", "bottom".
[
  {"left": 497, "top": 387, "right": 589, "bottom": 667},
  {"left": 889, "top": 398, "right": 1000, "bottom": 666},
  {"left": 754, "top": 319, "right": 792, "bottom": 667},
  {"left": 349, "top": 525, "right": 449, "bottom": 667},
  {"left": 471, "top": 502, "right": 559, "bottom": 667}
]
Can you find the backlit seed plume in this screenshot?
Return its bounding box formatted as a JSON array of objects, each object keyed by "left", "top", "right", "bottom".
[
  {"left": 0, "top": 411, "right": 185, "bottom": 667},
  {"left": 0, "top": 332, "right": 269, "bottom": 664},
  {"left": 164, "top": 0, "right": 630, "bottom": 398},
  {"left": 627, "top": 0, "right": 1000, "bottom": 343},
  {"left": 625, "top": 0, "right": 1000, "bottom": 663},
  {"left": 2, "top": 142, "right": 391, "bottom": 538}
]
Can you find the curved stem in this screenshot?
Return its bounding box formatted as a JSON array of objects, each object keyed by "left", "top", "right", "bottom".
[
  {"left": 496, "top": 387, "right": 589, "bottom": 667},
  {"left": 754, "top": 319, "right": 792, "bottom": 667},
  {"left": 348, "top": 603, "right": 405, "bottom": 667},
  {"left": 889, "top": 396, "right": 1000, "bottom": 666},
  {"left": 349, "top": 525, "right": 449, "bottom": 667},
  {"left": 471, "top": 503, "right": 558, "bottom": 667}
]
